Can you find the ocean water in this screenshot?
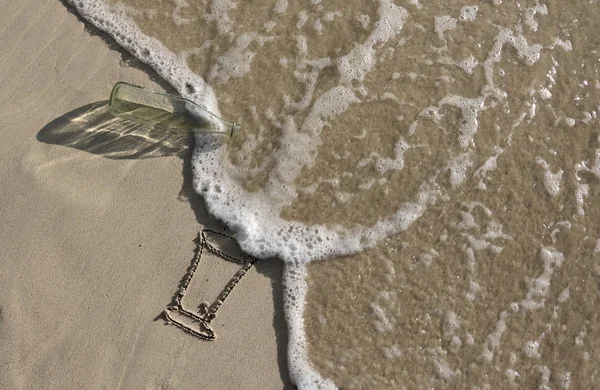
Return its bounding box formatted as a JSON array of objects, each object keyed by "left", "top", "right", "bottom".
[{"left": 68, "top": 0, "right": 600, "bottom": 388}]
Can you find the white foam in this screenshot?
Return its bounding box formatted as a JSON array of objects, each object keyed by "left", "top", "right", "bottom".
[
  {"left": 458, "top": 55, "right": 478, "bottom": 74},
  {"left": 357, "top": 14, "right": 370, "bottom": 29},
  {"left": 574, "top": 183, "right": 589, "bottom": 216},
  {"left": 313, "top": 19, "right": 324, "bottom": 33},
  {"left": 208, "top": 33, "right": 257, "bottom": 83},
  {"left": 535, "top": 157, "right": 563, "bottom": 197},
  {"left": 523, "top": 340, "right": 541, "bottom": 358},
  {"left": 521, "top": 247, "right": 565, "bottom": 311},
  {"left": 505, "top": 369, "right": 520, "bottom": 382},
  {"left": 370, "top": 291, "right": 396, "bottom": 332},
  {"left": 203, "top": 0, "right": 237, "bottom": 34},
  {"left": 537, "top": 365, "right": 551, "bottom": 389},
  {"left": 473, "top": 151, "right": 501, "bottom": 190},
  {"left": 171, "top": 0, "right": 191, "bottom": 26},
  {"left": 323, "top": 12, "right": 339, "bottom": 23},
  {"left": 448, "top": 153, "right": 474, "bottom": 186},
  {"left": 434, "top": 15, "right": 457, "bottom": 40},
  {"left": 539, "top": 87, "right": 552, "bottom": 100},
  {"left": 460, "top": 6, "right": 479, "bottom": 22},
  {"left": 524, "top": 3, "right": 548, "bottom": 32},
  {"left": 550, "top": 220, "right": 571, "bottom": 244},
  {"left": 575, "top": 148, "right": 600, "bottom": 179},
  {"left": 337, "top": 1, "right": 408, "bottom": 84},
  {"left": 456, "top": 202, "right": 512, "bottom": 305},
  {"left": 283, "top": 264, "right": 337, "bottom": 389},
  {"left": 482, "top": 28, "right": 544, "bottom": 87},
  {"left": 434, "top": 355, "right": 459, "bottom": 380},
  {"left": 558, "top": 287, "right": 570, "bottom": 303},
  {"left": 441, "top": 95, "right": 485, "bottom": 149},
  {"left": 66, "top": 1, "right": 582, "bottom": 387},
  {"left": 68, "top": 1, "right": 424, "bottom": 386},
  {"left": 573, "top": 148, "right": 600, "bottom": 217},
  {"left": 575, "top": 325, "right": 587, "bottom": 346},
  {"left": 273, "top": 0, "right": 288, "bottom": 13},
  {"left": 407, "top": 0, "right": 422, "bottom": 9},
  {"left": 443, "top": 311, "right": 461, "bottom": 350},
  {"left": 481, "top": 310, "right": 508, "bottom": 361},
  {"left": 64, "top": 2, "right": 340, "bottom": 387},
  {"left": 562, "top": 372, "right": 572, "bottom": 389},
  {"left": 553, "top": 38, "right": 573, "bottom": 52},
  {"left": 297, "top": 10, "right": 309, "bottom": 29},
  {"left": 264, "top": 21, "right": 277, "bottom": 32},
  {"left": 357, "top": 137, "right": 409, "bottom": 175}
]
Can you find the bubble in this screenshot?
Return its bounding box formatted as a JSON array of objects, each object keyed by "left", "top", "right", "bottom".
[{"left": 523, "top": 340, "right": 541, "bottom": 358}]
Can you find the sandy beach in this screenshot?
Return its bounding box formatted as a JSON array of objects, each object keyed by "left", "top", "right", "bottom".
[
  {"left": 0, "top": 1, "right": 292, "bottom": 388},
  {"left": 4, "top": 0, "right": 600, "bottom": 389}
]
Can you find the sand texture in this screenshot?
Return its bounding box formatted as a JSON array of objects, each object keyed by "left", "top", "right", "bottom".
[{"left": 0, "top": 1, "right": 291, "bottom": 389}]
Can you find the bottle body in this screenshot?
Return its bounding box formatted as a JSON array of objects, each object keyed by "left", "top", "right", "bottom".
[{"left": 108, "top": 82, "right": 240, "bottom": 136}]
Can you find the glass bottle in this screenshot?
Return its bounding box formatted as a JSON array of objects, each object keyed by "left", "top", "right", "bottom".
[{"left": 108, "top": 82, "right": 240, "bottom": 136}]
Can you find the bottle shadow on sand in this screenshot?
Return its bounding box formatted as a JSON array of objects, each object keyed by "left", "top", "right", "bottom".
[
  {"left": 37, "top": 101, "right": 192, "bottom": 159},
  {"left": 37, "top": 99, "right": 294, "bottom": 388}
]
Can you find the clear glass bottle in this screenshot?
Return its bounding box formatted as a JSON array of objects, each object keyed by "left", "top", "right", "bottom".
[{"left": 108, "top": 82, "right": 240, "bottom": 136}]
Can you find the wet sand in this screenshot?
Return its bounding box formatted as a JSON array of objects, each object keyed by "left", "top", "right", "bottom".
[{"left": 303, "top": 2, "right": 600, "bottom": 388}]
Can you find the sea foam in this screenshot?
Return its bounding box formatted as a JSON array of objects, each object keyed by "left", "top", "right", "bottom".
[
  {"left": 66, "top": 0, "right": 493, "bottom": 269},
  {"left": 63, "top": 0, "right": 574, "bottom": 388},
  {"left": 66, "top": 1, "right": 414, "bottom": 387}
]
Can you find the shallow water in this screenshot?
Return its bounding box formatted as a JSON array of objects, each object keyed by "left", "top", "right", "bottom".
[{"left": 72, "top": 0, "right": 599, "bottom": 388}]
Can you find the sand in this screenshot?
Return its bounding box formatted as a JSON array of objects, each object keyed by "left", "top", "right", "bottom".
[
  {"left": 6, "top": 1, "right": 599, "bottom": 389},
  {"left": 0, "top": 1, "right": 291, "bottom": 388}
]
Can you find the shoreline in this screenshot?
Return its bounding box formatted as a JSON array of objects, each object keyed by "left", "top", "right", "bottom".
[{"left": 0, "top": 1, "right": 292, "bottom": 388}]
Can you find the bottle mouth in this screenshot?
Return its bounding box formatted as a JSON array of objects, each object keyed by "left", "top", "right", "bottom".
[{"left": 231, "top": 122, "right": 241, "bottom": 137}]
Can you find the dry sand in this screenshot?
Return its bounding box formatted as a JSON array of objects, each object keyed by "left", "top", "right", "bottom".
[{"left": 0, "top": 1, "right": 291, "bottom": 388}]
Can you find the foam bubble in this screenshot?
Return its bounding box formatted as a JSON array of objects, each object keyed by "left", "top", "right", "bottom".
[
  {"left": 208, "top": 33, "right": 257, "bottom": 83},
  {"left": 558, "top": 287, "right": 570, "bottom": 303},
  {"left": 273, "top": 0, "right": 288, "bottom": 14},
  {"left": 505, "top": 369, "right": 520, "bottom": 382},
  {"left": 283, "top": 264, "right": 337, "bottom": 389},
  {"left": 434, "top": 15, "right": 457, "bottom": 40},
  {"left": 171, "top": 0, "right": 191, "bottom": 26},
  {"left": 460, "top": 6, "right": 479, "bottom": 22},
  {"left": 297, "top": 10, "right": 309, "bottom": 29},
  {"left": 434, "top": 355, "right": 459, "bottom": 380},
  {"left": 553, "top": 38, "right": 572, "bottom": 52},
  {"left": 443, "top": 311, "right": 461, "bottom": 336},
  {"left": 520, "top": 247, "right": 565, "bottom": 311},
  {"left": 481, "top": 310, "right": 508, "bottom": 361},
  {"left": 539, "top": 87, "right": 552, "bottom": 100},
  {"left": 523, "top": 340, "right": 541, "bottom": 358},
  {"left": 482, "top": 28, "right": 544, "bottom": 87},
  {"left": 458, "top": 55, "right": 478, "bottom": 74},
  {"left": 535, "top": 157, "right": 563, "bottom": 197},
  {"left": 562, "top": 372, "right": 572, "bottom": 389},
  {"left": 203, "top": 0, "right": 236, "bottom": 34},
  {"left": 523, "top": 3, "right": 548, "bottom": 32}
]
